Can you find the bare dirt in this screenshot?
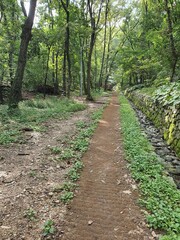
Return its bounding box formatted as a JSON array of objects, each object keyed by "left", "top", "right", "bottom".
[
  {"left": 0, "top": 94, "right": 157, "bottom": 240},
  {"left": 61, "top": 94, "right": 157, "bottom": 240}
]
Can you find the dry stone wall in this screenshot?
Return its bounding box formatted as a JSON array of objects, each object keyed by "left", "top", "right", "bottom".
[{"left": 125, "top": 90, "right": 180, "bottom": 158}]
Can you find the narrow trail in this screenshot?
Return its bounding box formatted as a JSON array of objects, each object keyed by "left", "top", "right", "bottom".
[{"left": 61, "top": 94, "right": 155, "bottom": 240}]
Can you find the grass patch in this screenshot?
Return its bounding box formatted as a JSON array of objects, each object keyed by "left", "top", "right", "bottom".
[
  {"left": 0, "top": 96, "right": 86, "bottom": 145},
  {"left": 91, "top": 89, "right": 110, "bottom": 100},
  {"left": 119, "top": 94, "right": 180, "bottom": 239}
]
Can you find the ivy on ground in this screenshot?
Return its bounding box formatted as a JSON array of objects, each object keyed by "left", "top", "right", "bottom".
[{"left": 119, "top": 94, "right": 180, "bottom": 240}]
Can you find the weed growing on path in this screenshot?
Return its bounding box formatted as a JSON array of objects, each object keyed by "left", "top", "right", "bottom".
[
  {"left": 119, "top": 94, "right": 180, "bottom": 239},
  {"left": 58, "top": 148, "right": 75, "bottom": 160},
  {"left": 42, "top": 219, "right": 55, "bottom": 237},
  {"left": 60, "top": 191, "right": 74, "bottom": 204},
  {"left": 24, "top": 208, "right": 37, "bottom": 221},
  {"left": 50, "top": 146, "right": 62, "bottom": 154},
  {"left": 0, "top": 97, "right": 86, "bottom": 145}
]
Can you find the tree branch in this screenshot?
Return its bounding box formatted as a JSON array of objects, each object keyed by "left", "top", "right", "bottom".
[
  {"left": 20, "top": 0, "right": 27, "bottom": 17},
  {"left": 60, "top": 0, "right": 68, "bottom": 13}
]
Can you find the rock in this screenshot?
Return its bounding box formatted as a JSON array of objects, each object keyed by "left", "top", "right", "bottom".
[
  {"left": 169, "top": 167, "right": 180, "bottom": 175},
  {"left": 0, "top": 156, "right": 4, "bottom": 161},
  {"left": 155, "top": 142, "right": 166, "bottom": 147},
  {"left": 88, "top": 220, "right": 93, "bottom": 225},
  {"left": 1, "top": 225, "right": 11, "bottom": 229},
  {"left": 123, "top": 190, "right": 131, "bottom": 195},
  {"left": 164, "top": 155, "right": 174, "bottom": 162},
  {"left": 48, "top": 192, "right": 54, "bottom": 197},
  {"left": 172, "top": 160, "right": 180, "bottom": 166},
  {"left": 174, "top": 166, "right": 180, "bottom": 175}
]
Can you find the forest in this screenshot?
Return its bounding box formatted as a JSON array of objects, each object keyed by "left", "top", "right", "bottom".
[
  {"left": 0, "top": 0, "right": 179, "bottom": 108},
  {"left": 0, "top": 1, "right": 180, "bottom": 240}
]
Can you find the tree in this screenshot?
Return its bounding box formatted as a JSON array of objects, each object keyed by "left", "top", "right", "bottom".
[
  {"left": 61, "top": 0, "right": 72, "bottom": 97},
  {"left": 98, "top": 0, "right": 110, "bottom": 89},
  {"left": 164, "top": 0, "right": 178, "bottom": 82},
  {"left": 9, "top": 0, "right": 37, "bottom": 108},
  {"left": 86, "top": 0, "right": 103, "bottom": 100}
]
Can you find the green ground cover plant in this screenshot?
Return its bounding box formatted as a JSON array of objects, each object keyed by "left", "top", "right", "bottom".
[
  {"left": 135, "top": 82, "right": 180, "bottom": 107},
  {"left": 0, "top": 96, "right": 86, "bottom": 145},
  {"left": 24, "top": 208, "right": 37, "bottom": 221},
  {"left": 42, "top": 219, "right": 55, "bottom": 236},
  {"left": 60, "top": 191, "right": 74, "bottom": 204},
  {"left": 119, "top": 94, "right": 180, "bottom": 239}
]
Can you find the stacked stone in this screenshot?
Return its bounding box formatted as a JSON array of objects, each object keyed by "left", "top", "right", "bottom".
[{"left": 125, "top": 90, "right": 180, "bottom": 158}]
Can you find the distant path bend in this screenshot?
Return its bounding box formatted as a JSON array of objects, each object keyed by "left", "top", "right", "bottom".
[{"left": 62, "top": 93, "right": 155, "bottom": 240}]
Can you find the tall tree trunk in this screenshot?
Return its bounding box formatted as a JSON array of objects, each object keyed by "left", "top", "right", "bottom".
[
  {"left": 98, "top": 0, "right": 109, "bottom": 89},
  {"left": 9, "top": 0, "right": 37, "bottom": 108},
  {"left": 62, "top": 49, "right": 67, "bottom": 96},
  {"left": 44, "top": 46, "right": 51, "bottom": 98},
  {"left": 94, "top": 43, "right": 98, "bottom": 90},
  {"left": 86, "top": 29, "right": 95, "bottom": 101},
  {"left": 82, "top": 49, "right": 87, "bottom": 94},
  {"left": 61, "top": 0, "right": 72, "bottom": 98},
  {"left": 55, "top": 51, "right": 59, "bottom": 95},
  {"left": 165, "top": 0, "right": 178, "bottom": 82},
  {"left": 86, "top": 0, "right": 103, "bottom": 101},
  {"left": 52, "top": 50, "right": 55, "bottom": 87},
  {"left": 104, "top": 24, "right": 112, "bottom": 91},
  {"left": 80, "top": 46, "right": 83, "bottom": 96}
]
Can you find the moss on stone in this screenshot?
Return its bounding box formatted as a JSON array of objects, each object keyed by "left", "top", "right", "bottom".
[
  {"left": 164, "top": 130, "right": 169, "bottom": 140},
  {"left": 125, "top": 90, "right": 180, "bottom": 157}
]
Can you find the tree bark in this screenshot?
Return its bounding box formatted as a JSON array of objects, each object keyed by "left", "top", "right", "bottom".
[
  {"left": 9, "top": 0, "right": 37, "bottom": 108},
  {"left": 54, "top": 51, "right": 59, "bottom": 95},
  {"left": 61, "top": 0, "right": 72, "bottom": 98},
  {"left": 99, "top": 0, "right": 109, "bottom": 89},
  {"left": 86, "top": 25, "right": 95, "bottom": 101},
  {"left": 44, "top": 46, "right": 51, "bottom": 98},
  {"left": 86, "top": 0, "right": 103, "bottom": 101},
  {"left": 164, "top": 0, "right": 178, "bottom": 82},
  {"left": 104, "top": 24, "right": 112, "bottom": 91},
  {"left": 62, "top": 49, "right": 67, "bottom": 96}
]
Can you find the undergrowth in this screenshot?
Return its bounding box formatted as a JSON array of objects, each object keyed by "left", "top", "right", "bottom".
[
  {"left": 119, "top": 94, "right": 180, "bottom": 240},
  {"left": 0, "top": 96, "right": 86, "bottom": 145},
  {"left": 135, "top": 82, "right": 180, "bottom": 107}
]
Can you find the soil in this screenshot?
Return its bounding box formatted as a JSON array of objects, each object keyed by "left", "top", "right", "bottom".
[{"left": 0, "top": 93, "right": 158, "bottom": 240}]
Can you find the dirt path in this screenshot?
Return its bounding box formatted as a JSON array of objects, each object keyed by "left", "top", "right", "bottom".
[
  {"left": 0, "top": 98, "right": 106, "bottom": 240},
  {"left": 61, "top": 94, "right": 155, "bottom": 240},
  {"left": 0, "top": 94, "right": 157, "bottom": 240}
]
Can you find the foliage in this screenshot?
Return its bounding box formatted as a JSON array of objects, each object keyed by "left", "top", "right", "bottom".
[
  {"left": 50, "top": 146, "right": 62, "bottom": 154},
  {"left": 58, "top": 148, "right": 75, "bottom": 160},
  {"left": 60, "top": 191, "right": 74, "bottom": 204},
  {"left": 116, "top": 0, "right": 180, "bottom": 89},
  {"left": 119, "top": 94, "right": 180, "bottom": 238},
  {"left": 60, "top": 182, "right": 77, "bottom": 192},
  {"left": 152, "top": 82, "right": 180, "bottom": 106},
  {"left": 68, "top": 167, "right": 80, "bottom": 182},
  {"left": 24, "top": 208, "right": 37, "bottom": 221},
  {"left": 0, "top": 97, "right": 86, "bottom": 145},
  {"left": 42, "top": 219, "right": 55, "bottom": 236}
]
